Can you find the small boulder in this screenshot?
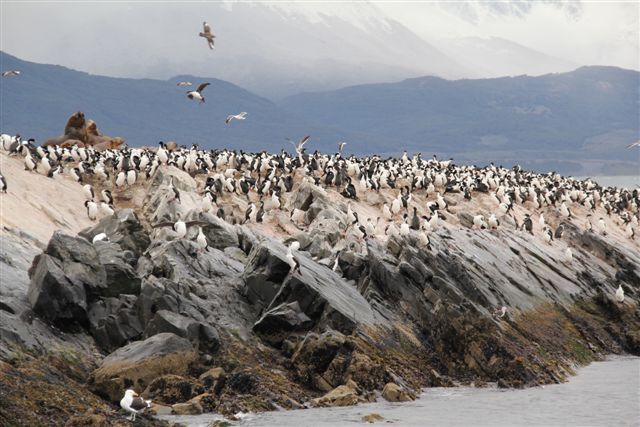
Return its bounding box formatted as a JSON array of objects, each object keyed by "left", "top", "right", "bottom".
[
  {"left": 143, "top": 374, "right": 204, "bottom": 405},
  {"left": 362, "top": 413, "right": 385, "bottom": 423},
  {"left": 312, "top": 380, "right": 359, "bottom": 407},
  {"left": 171, "top": 401, "right": 203, "bottom": 415},
  {"left": 381, "top": 382, "right": 415, "bottom": 402},
  {"left": 88, "top": 295, "right": 143, "bottom": 352}
]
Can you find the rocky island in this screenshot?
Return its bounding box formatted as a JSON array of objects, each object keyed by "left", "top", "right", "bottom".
[{"left": 0, "top": 138, "right": 638, "bottom": 426}]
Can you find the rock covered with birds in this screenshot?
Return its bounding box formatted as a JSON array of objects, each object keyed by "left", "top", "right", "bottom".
[{"left": 1, "top": 135, "right": 639, "bottom": 421}]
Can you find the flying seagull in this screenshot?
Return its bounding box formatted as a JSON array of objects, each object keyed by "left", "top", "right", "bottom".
[
  {"left": 187, "top": 83, "right": 210, "bottom": 103},
  {"left": 176, "top": 81, "right": 192, "bottom": 87},
  {"left": 626, "top": 140, "right": 640, "bottom": 149},
  {"left": 226, "top": 112, "right": 248, "bottom": 125},
  {"left": 287, "top": 135, "right": 310, "bottom": 155},
  {"left": 199, "top": 21, "right": 216, "bottom": 50},
  {"left": 337, "top": 141, "right": 347, "bottom": 153},
  {"left": 1, "top": 70, "right": 20, "bottom": 77}
]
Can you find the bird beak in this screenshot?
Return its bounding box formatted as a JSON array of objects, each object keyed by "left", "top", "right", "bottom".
[{"left": 132, "top": 392, "right": 139, "bottom": 397}]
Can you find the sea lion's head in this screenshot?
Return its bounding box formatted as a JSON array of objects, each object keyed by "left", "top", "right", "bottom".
[
  {"left": 85, "top": 120, "right": 99, "bottom": 136},
  {"left": 110, "top": 137, "right": 125, "bottom": 150}
]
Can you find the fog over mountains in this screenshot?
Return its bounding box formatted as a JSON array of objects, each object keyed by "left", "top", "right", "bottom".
[
  {"left": 1, "top": 51, "right": 638, "bottom": 175},
  {"left": 3, "top": 1, "right": 635, "bottom": 98}
]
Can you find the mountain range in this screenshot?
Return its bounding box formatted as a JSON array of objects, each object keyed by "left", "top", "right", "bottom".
[{"left": 1, "top": 51, "right": 638, "bottom": 175}]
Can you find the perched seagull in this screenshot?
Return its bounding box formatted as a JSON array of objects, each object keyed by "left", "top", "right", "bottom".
[
  {"left": 196, "top": 226, "right": 208, "bottom": 252},
  {"left": 176, "top": 81, "right": 192, "bottom": 87},
  {"left": 563, "top": 247, "right": 573, "bottom": 263},
  {"left": 626, "top": 140, "right": 640, "bottom": 149},
  {"left": 615, "top": 285, "right": 625, "bottom": 303},
  {"left": 1, "top": 70, "right": 20, "bottom": 77},
  {"left": 225, "top": 112, "right": 248, "bottom": 125},
  {"left": 493, "top": 306, "right": 507, "bottom": 318},
  {"left": 199, "top": 21, "right": 216, "bottom": 49},
  {"left": 92, "top": 233, "right": 109, "bottom": 243},
  {"left": 187, "top": 83, "right": 210, "bottom": 103},
  {"left": 120, "top": 389, "right": 151, "bottom": 422}
]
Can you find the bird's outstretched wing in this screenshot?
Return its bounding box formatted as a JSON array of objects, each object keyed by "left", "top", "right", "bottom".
[
  {"left": 184, "top": 220, "right": 210, "bottom": 227},
  {"left": 152, "top": 221, "right": 175, "bottom": 228},
  {"left": 226, "top": 115, "right": 233, "bottom": 125},
  {"left": 299, "top": 135, "right": 310, "bottom": 148},
  {"left": 626, "top": 141, "right": 640, "bottom": 149},
  {"left": 196, "top": 82, "right": 210, "bottom": 93}
]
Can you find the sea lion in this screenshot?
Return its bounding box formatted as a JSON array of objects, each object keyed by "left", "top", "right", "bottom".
[
  {"left": 93, "top": 137, "right": 125, "bottom": 152},
  {"left": 43, "top": 111, "right": 88, "bottom": 146},
  {"left": 165, "top": 141, "right": 178, "bottom": 152},
  {"left": 60, "top": 139, "right": 86, "bottom": 148}
]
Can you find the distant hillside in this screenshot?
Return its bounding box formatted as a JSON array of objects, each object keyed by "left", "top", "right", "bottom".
[
  {"left": 280, "top": 67, "right": 640, "bottom": 174},
  {"left": 0, "top": 51, "right": 352, "bottom": 154},
  {"left": 1, "top": 52, "right": 638, "bottom": 174}
]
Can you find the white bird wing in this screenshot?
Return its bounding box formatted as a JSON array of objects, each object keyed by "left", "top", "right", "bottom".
[{"left": 626, "top": 140, "right": 640, "bottom": 149}]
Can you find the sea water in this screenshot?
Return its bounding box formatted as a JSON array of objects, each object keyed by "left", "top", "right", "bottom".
[{"left": 160, "top": 355, "right": 640, "bottom": 427}]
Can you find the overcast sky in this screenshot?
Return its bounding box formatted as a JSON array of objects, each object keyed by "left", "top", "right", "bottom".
[{"left": 1, "top": 0, "right": 637, "bottom": 79}]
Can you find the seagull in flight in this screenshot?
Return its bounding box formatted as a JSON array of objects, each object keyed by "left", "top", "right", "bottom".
[
  {"left": 1, "top": 70, "right": 20, "bottom": 77},
  {"left": 626, "top": 140, "right": 640, "bottom": 149},
  {"left": 287, "top": 135, "right": 310, "bottom": 163},
  {"left": 226, "top": 112, "right": 248, "bottom": 125},
  {"left": 199, "top": 21, "right": 216, "bottom": 50},
  {"left": 187, "top": 83, "right": 210, "bottom": 103},
  {"left": 176, "top": 81, "right": 192, "bottom": 87},
  {"left": 337, "top": 141, "right": 347, "bottom": 153}
]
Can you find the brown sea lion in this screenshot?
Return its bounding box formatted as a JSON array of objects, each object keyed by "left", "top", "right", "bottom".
[
  {"left": 93, "top": 137, "right": 125, "bottom": 152},
  {"left": 60, "top": 139, "right": 86, "bottom": 148},
  {"left": 165, "top": 141, "right": 178, "bottom": 151},
  {"left": 43, "top": 111, "right": 88, "bottom": 146}
]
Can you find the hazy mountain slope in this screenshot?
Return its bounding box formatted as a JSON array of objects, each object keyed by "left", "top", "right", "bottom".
[
  {"left": 280, "top": 66, "right": 640, "bottom": 173},
  {"left": 436, "top": 37, "right": 579, "bottom": 77},
  {"left": 0, "top": 51, "right": 357, "bottom": 153}
]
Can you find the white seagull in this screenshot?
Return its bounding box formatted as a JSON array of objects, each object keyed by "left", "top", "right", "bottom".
[
  {"left": 226, "top": 112, "right": 248, "bottom": 125},
  {"left": 1, "top": 70, "right": 20, "bottom": 77},
  {"left": 120, "top": 389, "right": 151, "bottom": 421},
  {"left": 615, "top": 285, "right": 625, "bottom": 303}
]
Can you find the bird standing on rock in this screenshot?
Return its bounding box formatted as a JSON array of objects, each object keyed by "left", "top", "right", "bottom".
[{"left": 120, "top": 389, "right": 151, "bottom": 422}]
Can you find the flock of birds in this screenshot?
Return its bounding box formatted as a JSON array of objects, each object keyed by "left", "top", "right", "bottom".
[
  {"left": 1, "top": 135, "right": 634, "bottom": 308},
  {"left": 1, "top": 17, "right": 638, "bottom": 422}
]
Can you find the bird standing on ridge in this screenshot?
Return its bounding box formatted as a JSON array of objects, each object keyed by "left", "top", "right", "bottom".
[
  {"left": 199, "top": 21, "right": 216, "bottom": 49},
  {"left": 187, "top": 83, "right": 210, "bottom": 104}
]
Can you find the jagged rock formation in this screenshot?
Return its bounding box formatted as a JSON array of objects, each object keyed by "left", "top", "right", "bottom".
[{"left": 0, "top": 149, "right": 639, "bottom": 424}]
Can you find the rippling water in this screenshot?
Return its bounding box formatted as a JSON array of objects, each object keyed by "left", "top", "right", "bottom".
[
  {"left": 574, "top": 175, "right": 639, "bottom": 189},
  {"left": 160, "top": 356, "right": 640, "bottom": 427}
]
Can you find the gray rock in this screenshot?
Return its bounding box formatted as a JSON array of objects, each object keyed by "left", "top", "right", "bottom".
[
  {"left": 145, "top": 309, "right": 220, "bottom": 353},
  {"left": 28, "top": 254, "right": 88, "bottom": 324},
  {"left": 91, "top": 332, "right": 198, "bottom": 402},
  {"left": 88, "top": 295, "right": 143, "bottom": 352},
  {"left": 253, "top": 301, "right": 313, "bottom": 345},
  {"left": 94, "top": 241, "right": 141, "bottom": 297},
  {"left": 79, "top": 209, "right": 150, "bottom": 256}
]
